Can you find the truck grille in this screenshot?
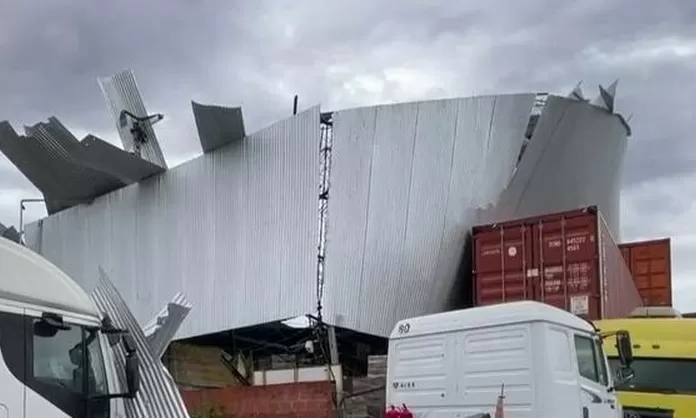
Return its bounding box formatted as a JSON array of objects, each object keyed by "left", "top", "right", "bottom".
[{"left": 623, "top": 407, "right": 674, "bottom": 418}]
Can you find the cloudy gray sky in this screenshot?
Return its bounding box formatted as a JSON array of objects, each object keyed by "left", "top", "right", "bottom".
[{"left": 2, "top": 1, "right": 696, "bottom": 307}]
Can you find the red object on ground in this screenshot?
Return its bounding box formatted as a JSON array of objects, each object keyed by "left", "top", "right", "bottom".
[
  {"left": 399, "top": 404, "right": 413, "bottom": 418},
  {"left": 618, "top": 238, "right": 673, "bottom": 307},
  {"left": 472, "top": 206, "right": 643, "bottom": 320},
  {"left": 385, "top": 405, "right": 401, "bottom": 418}
]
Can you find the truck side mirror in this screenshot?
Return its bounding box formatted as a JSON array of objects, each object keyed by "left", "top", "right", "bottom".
[
  {"left": 615, "top": 330, "right": 633, "bottom": 367},
  {"left": 125, "top": 353, "right": 140, "bottom": 398},
  {"left": 121, "top": 332, "right": 139, "bottom": 398}
]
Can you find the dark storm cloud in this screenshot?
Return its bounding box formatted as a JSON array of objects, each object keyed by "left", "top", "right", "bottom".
[{"left": 0, "top": 0, "right": 694, "bottom": 227}]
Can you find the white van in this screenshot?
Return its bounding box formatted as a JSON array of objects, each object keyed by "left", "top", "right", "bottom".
[{"left": 386, "top": 301, "right": 634, "bottom": 418}]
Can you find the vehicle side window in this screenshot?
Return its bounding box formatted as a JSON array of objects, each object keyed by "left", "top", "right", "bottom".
[
  {"left": 574, "top": 335, "right": 599, "bottom": 382},
  {"left": 33, "top": 320, "right": 84, "bottom": 391}
]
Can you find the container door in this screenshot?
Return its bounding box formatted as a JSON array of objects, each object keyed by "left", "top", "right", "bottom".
[
  {"left": 532, "top": 212, "right": 602, "bottom": 319},
  {"left": 474, "top": 224, "right": 534, "bottom": 306},
  {"left": 628, "top": 240, "right": 672, "bottom": 307}
]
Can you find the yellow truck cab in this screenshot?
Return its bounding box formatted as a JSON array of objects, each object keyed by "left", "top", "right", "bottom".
[{"left": 595, "top": 306, "right": 696, "bottom": 418}]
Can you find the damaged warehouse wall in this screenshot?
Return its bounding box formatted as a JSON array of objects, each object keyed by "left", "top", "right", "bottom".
[{"left": 18, "top": 88, "right": 629, "bottom": 339}]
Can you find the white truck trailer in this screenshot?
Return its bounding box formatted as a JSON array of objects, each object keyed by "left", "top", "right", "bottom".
[
  {"left": 0, "top": 236, "right": 141, "bottom": 417},
  {"left": 386, "top": 301, "right": 635, "bottom": 418}
]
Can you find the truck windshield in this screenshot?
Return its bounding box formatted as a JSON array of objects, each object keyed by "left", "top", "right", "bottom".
[
  {"left": 33, "top": 319, "right": 109, "bottom": 397},
  {"left": 608, "top": 357, "right": 696, "bottom": 394}
]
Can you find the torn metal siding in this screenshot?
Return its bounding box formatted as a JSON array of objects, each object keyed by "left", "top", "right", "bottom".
[
  {"left": 97, "top": 69, "right": 168, "bottom": 168},
  {"left": 323, "top": 94, "right": 537, "bottom": 336},
  {"left": 26, "top": 106, "right": 321, "bottom": 338},
  {"left": 492, "top": 95, "right": 628, "bottom": 237},
  {"left": 79, "top": 135, "right": 164, "bottom": 183},
  {"left": 323, "top": 94, "right": 628, "bottom": 337},
  {"left": 192, "top": 101, "right": 246, "bottom": 153},
  {"left": 91, "top": 270, "right": 190, "bottom": 418},
  {"left": 0, "top": 117, "right": 165, "bottom": 214}
]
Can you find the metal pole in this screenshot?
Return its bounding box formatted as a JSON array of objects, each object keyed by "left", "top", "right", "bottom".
[{"left": 19, "top": 198, "right": 45, "bottom": 244}]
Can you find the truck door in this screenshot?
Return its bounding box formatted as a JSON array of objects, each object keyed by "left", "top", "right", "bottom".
[
  {"left": 573, "top": 334, "right": 619, "bottom": 417},
  {"left": 0, "top": 309, "right": 27, "bottom": 418}
]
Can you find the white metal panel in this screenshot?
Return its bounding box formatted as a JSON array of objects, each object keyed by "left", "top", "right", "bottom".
[{"left": 26, "top": 106, "right": 321, "bottom": 338}]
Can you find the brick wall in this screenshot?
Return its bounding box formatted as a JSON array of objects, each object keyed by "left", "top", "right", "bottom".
[{"left": 182, "top": 381, "right": 335, "bottom": 418}]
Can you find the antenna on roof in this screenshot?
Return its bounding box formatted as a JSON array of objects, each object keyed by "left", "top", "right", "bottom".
[
  {"left": 293, "top": 94, "right": 299, "bottom": 115},
  {"left": 98, "top": 69, "right": 168, "bottom": 168},
  {"left": 118, "top": 110, "right": 164, "bottom": 159}
]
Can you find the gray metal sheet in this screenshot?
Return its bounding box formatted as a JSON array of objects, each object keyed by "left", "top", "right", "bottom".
[
  {"left": 0, "top": 222, "right": 21, "bottom": 244},
  {"left": 24, "top": 93, "right": 630, "bottom": 339},
  {"left": 0, "top": 121, "right": 72, "bottom": 201},
  {"left": 91, "top": 269, "right": 190, "bottom": 418},
  {"left": 493, "top": 95, "right": 627, "bottom": 237},
  {"left": 26, "top": 106, "right": 321, "bottom": 338},
  {"left": 0, "top": 117, "right": 166, "bottom": 214},
  {"left": 97, "top": 69, "right": 167, "bottom": 168},
  {"left": 192, "top": 101, "right": 246, "bottom": 153},
  {"left": 323, "top": 94, "right": 537, "bottom": 336},
  {"left": 79, "top": 134, "right": 164, "bottom": 182},
  {"left": 142, "top": 292, "right": 193, "bottom": 359}
]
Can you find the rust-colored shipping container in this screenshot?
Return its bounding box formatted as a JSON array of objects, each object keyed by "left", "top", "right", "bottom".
[
  {"left": 472, "top": 206, "right": 643, "bottom": 320},
  {"left": 618, "top": 238, "right": 673, "bottom": 307}
]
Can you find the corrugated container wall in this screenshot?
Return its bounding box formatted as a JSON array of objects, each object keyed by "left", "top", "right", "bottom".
[
  {"left": 473, "top": 206, "right": 643, "bottom": 320},
  {"left": 618, "top": 238, "right": 673, "bottom": 307}
]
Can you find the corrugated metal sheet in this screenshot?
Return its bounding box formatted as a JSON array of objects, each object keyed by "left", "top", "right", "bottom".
[
  {"left": 97, "top": 69, "right": 168, "bottom": 168},
  {"left": 91, "top": 268, "right": 189, "bottom": 418},
  {"left": 143, "top": 292, "right": 193, "bottom": 359},
  {"left": 0, "top": 121, "right": 69, "bottom": 202},
  {"left": 26, "top": 106, "right": 321, "bottom": 338},
  {"left": 79, "top": 134, "right": 163, "bottom": 183},
  {"left": 192, "top": 101, "right": 246, "bottom": 153},
  {"left": 492, "top": 95, "right": 628, "bottom": 237},
  {"left": 323, "top": 94, "right": 629, "bottom": 336},
  {"left": 24, "top": 93, "right": 629, "bottom": 339},
  {"left": 323, "top": 94, "right": 535, "bottom": 335},
  {"left": 0, "top": 118, "right": 165, "bottom": 214}
]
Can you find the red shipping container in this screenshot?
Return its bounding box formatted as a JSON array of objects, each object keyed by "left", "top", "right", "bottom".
[
  {"left": 618, "top": 238, "right": 672, "bottom": 307},
  {"left": 472, "top": 206, "right": 643, "bottom": 320}
]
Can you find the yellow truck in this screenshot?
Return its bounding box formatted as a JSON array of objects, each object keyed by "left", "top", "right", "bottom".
[{"left": 596, "top": 307, "right": 696, "bottom": 417}]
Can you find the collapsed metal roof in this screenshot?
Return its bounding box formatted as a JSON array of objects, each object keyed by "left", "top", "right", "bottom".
[
  {"left": 0, "top": 118, "right": 164, "bottom": 214},
  {"left": 0, "top": 69, "right": 250, "bottom": 215}
]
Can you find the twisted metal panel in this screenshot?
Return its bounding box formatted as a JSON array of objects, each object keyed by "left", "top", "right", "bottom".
[
  {"left": 26, "top": 106, "right": 321, "bottom": 338},
  {"left": 91, "top": 269, "right": 190, "bottom": 418},
  {"left": 492, "top": 96, "right": 628, "bottom": 237}
]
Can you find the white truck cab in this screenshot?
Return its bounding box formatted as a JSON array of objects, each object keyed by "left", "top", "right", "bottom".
[
  {"left": 0, "top": 237, "right": 140, "bottom": 418},
  {"left": 386, "top": 301, "right": 634, "bottom": 418}
]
